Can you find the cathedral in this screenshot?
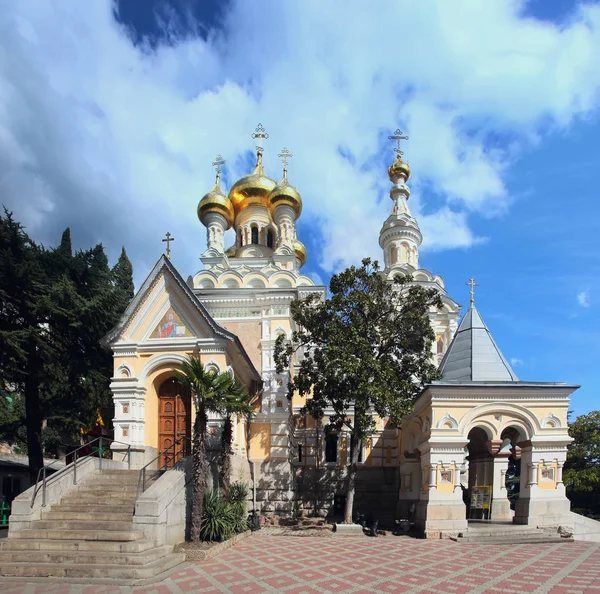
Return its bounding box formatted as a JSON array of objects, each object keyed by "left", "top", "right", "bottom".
[{"left": 105, "top": 125, "right": 577, "bottom": 537}]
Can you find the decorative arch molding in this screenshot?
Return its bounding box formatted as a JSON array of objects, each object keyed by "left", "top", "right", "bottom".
[
  {"left": 272, "top": 326, "right": 289, "bottom": 339},
  {"left": 137, "top": 353, "right": 189, "bottom": 388},
  {"left": 204, "top": 359, "right": 221, "bottom": 373},
  {"left": 437, "top": 413, "right": 459, "bottom": 430},
  {"left": 541, "top": 413, "right": 562, "bottom": 429},
  {"left": 467, "top": 420, "right": 498, "bottom": 441},
  {"left": 116, "top": 363, "right": 133, "bottom": 378},
  {"left": 459, "top": 402, "right": 539, "bottom": 441}
]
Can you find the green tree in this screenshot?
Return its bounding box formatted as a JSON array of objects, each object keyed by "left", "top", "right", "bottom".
[
  {"left": 113, "top": 246, "right": 134, "bottom": 302},
  {"left": 275, "top": 258, "right": 442, "bottom": 523},
  {"left": 564, "top": 410, "right": 600, "bottom": 515},
  {"left": 174, "top": 356, "right": 248, "bottom": 541},
  {"left": 218, "top": 383, "right": 252, "bottom": 498},
  {"left": 0, "top": 211, "right": 52, "bottom": 479},
  {"left": 0, "top": 211, "right": 133, "bottom": 476}
]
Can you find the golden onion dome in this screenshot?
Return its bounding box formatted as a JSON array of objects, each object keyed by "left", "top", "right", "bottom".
[
  {"left": 228, "top": 151, "right": 276, "bottom": 214},
  {"left": 388, "top": 155, "right": 411, "bottom": 182},
  {"left": 293, "top": 239, "right": 307, "bottom": 267},
  {"left": 269, "top": 170, "right": 302, "bottom": 219},
  {"left": 197, "top": 175, "right": 234, "bottom": 229},
  {"left": 225, "top": 244, "right": 236, "bottom": 257}
]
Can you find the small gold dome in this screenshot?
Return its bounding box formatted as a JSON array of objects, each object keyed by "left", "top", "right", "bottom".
[
  {"left": 228, "top": 152, "right": 276, "bottom": 214},
  {"left": 225, "top": 244, "right": 236, "bottom": 257},
  {"left": 293, "top": 239, "right": 307, "bottom": 267},
  {"left": 198, "top": 178, "right": 234, "bottom": 229},
  {"left": 388, "top": 156, "right": 411, "bottom": 182},
  {"left": 269, "top": 174, "right": 302, "bottom": 219}
]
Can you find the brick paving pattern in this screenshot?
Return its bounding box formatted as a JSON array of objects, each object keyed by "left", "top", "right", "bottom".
[{"left": 1, "top": 533, "right": 599, "bottom": 593}]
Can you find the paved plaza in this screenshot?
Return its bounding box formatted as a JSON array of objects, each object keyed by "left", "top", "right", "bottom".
[{"left": 1, "top": 533, "right": 599, "bottom": 594}]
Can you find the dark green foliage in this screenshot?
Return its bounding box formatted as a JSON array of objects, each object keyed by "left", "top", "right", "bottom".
[
  {"left": 564, "top": 410, "right": 600, "bottom": 518},
  {"left": 113, "top": 247, "right": 134, "bottom": 301},
  {"left": 275, "top": 258, "right": 442, "bottom": 522},
  {"left": 0, "top": 211, "right": 133, "bottom": 478},
  {"left": 200, "top": 489, "right": 235, "bottom": 542},
  {"left": 199, "top": 483, "right": 249, "bottom": 542},
  {"left": 228, "top": 481, "right": 249, "bottom": 534}
]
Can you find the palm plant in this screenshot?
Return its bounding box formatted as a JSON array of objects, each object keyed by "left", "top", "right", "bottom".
[
  {"left": 174, "top": 356, "right": 244, "bottom": 541},
  {"left": 218, "top": 383, "right": 253, "bottom": 498}
]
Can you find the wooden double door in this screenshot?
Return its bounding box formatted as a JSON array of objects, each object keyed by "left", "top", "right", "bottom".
[{"left": 158, "top": 378, "right": 191, "bottom": 468}]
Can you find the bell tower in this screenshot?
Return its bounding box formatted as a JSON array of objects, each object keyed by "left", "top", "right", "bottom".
[{"left": 379, "top": 130, "right": 422, "bottom": 271}]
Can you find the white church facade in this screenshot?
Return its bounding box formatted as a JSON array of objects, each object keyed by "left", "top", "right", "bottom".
[{"left": 105, "top": 125, "right": 578, "bottom": 537}]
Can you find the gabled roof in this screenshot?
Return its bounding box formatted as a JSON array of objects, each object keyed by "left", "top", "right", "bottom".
[
  {"left": 438, "top": 303, "right": 518, "bottom": 383},
  {"left": 101, "top": 255, "right": 261, "bottom": 383}
]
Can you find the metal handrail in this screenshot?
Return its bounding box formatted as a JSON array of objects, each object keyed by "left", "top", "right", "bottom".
[
  {"left": 136, "top": 436, "right": 191, "bottom": 500},
  {"left": 30, "top": 436, "right": 132, "bottom": 508}
]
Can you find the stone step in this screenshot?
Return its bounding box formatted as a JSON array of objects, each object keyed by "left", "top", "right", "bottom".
[
  {"left": 0, "top": 545, "right": 174, "bottom": 566},
  {"left": 458, "top": 529, "right": 545, "bottom": 539},
  {"left": 10, "top": 529, "right": 144, "bottom": 541},
  {"left": 33, "top": 520, "right": 134, "bottom": 531},
  {"left": 49, "top": 504, "right": 135, "bottom": 514},
  {"left": 42, "top": 511, "right": 134, "bottom": 522},
  {"left": 89, "top": 480, "right": 140, "bottom": 488},
  {"left": 452, "top": 534, "right": 573, "bottom": 545},
  {"left": 0, "top": 552, "right": 185, "bottom": 579},
  {"left": 75, "top": 485, "right": 139, "bottom": 494},
  {"left": 60, "top": 494, "right": 137, "bottom": 505},
  {"left": 0, "top": 538, "right": 156, "bottom": 554}
]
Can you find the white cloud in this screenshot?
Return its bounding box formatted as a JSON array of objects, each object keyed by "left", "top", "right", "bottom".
[
  {"left": 577, "top": 289, "right": 591, "bottom": 308},
  {"left": 510, "top": 357, "right": 524, "bottom": 367},
  {"left": 1, "top": 0, "right": 600, "bottom": 281}
]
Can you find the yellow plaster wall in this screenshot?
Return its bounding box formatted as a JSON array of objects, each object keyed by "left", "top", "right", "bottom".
[
  {"left": 219, "top": 321, "right": 262, "bottom": 372},
  {"left": 249, "top": 423, "right": 271, "bottom": 459}
]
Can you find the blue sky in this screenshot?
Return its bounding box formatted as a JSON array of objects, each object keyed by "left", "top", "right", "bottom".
[{"left": 1, "top": 1, "right": 599, "bottom": 416}]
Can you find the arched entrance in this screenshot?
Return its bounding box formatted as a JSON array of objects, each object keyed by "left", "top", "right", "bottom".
[
  {"left": 158, "top": 377, "right": 191, "bottom": 468},
  {"left": 465, "top": 425, "right": 515, "bottom": 521}
]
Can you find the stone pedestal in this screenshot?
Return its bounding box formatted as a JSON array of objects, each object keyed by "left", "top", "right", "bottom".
[{"left": 490, "top": 455, "right": 512, "bottom": 521}]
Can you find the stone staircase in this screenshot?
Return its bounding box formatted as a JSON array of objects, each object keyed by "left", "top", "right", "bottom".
[
  {"left": 0, "top": 469, "right": 185, "bottom": 581},
  {"left": 451, "top": 521, "right": 574, "bottom": 545}
]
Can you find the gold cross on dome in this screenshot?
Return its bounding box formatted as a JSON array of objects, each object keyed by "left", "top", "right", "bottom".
[
  {"left": 212, "top": 155, "right": 225, "bottom": 183},
  {"left": 388, "top": 128, "right": 409, "bottom": 157},
  {"left": 251, "top": 123, "right": 269, "bottom": 152},
  {"left": 466, "top": 277, "right": 478, "bottom": 304},
  {"left": 162, "top": 232, "right": 175, "bottom": 260},
  {"left": 212, "top": 155, "right": 226, "bottom": 174},
  {"left": 278, "top": 147, "right": 293, "bottom": 173}
]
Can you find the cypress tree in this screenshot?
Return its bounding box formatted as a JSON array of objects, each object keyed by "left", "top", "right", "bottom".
[{"left": 113, "top": 246, "right": 134, "bottom": 301}]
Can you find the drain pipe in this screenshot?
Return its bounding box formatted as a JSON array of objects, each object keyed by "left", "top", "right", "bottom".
[{"left": 252, "top": 461, "right": 257, "bottom": 512}]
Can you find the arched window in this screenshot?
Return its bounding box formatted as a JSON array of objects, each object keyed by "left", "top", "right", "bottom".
[
  {"left": 267, "top": 230, "right": 274, "bottom": 248},
  {"left": 437, "top": 338, "right": 444, "bottom": 354},
  {"left": 251, "top": 227, "right": 259, "bottom": 245},
  {"left": 390, "top": 245, "right": 398, "bottom": 265},
  {"left": 239, "top": 228, "right": 244, "bottom": 246}
]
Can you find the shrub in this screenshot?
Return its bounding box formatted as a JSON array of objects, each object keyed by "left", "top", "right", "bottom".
[
  {"left": 200, "top": 489, "right": 235, "bottom": 542},
  {"left": 228, "top": 481, "right": 249, "bottom": 534},
  {"left": 200, "top": 482, "right": 250, "bottom": 541}
]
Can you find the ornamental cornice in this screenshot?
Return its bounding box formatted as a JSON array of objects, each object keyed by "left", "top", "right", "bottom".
[{"left": 379, "top": 226, "right": 422, "bottom": 246}]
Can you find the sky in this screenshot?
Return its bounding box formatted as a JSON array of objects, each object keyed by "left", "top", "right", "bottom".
[{"left": 1, "top": 0, "right": 599, "bottom": 416}]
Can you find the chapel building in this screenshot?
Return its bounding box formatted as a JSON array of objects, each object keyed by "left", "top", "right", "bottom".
[{"left": 106, "top": 126, "right": 577, "bottom": 536}]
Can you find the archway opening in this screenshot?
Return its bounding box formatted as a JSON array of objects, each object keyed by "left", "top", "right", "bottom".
[
  {"left": 501, "top": 426, "right": 522, "bottom": 512},
  {"left": 465, "top": 426, "right": 493, "bottom": 520}
]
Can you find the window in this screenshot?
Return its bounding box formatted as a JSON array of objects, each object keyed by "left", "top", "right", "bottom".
[
  {"left": 267, "top": 230, "right": 274, "bottom": 248},
  {"left": 437, "top": 338, "right": 444, "bottom": 354},
  {"left": 251, "top": 227, "right": 259, "bottom": 245},
  {"left": 325, "top": 433, "right": 338, "bottom": 463},
  {"left": 298, "top": 444, "right": 303, "bottom": 463}
]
